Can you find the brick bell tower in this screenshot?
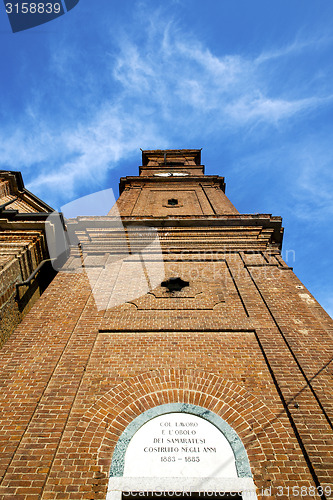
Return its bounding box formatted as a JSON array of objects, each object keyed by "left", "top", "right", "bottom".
[{"left": 0, "top": 150, "right": 332, "bottom": 500}]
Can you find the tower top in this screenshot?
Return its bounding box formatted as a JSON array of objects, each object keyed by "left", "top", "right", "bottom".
[
  {"left": 114, "top": 148, "right": 243, "bottom": 216},
  {"left": 142, "top": 149, "right": 201, "bottom": 166},
  {"left": 140, "top": 149, "right": 203, "bottom": 176}
]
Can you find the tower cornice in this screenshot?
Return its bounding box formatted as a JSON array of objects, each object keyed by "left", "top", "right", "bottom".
[{"left": 119, "top": 175, "right": 226, "bottom": 194}]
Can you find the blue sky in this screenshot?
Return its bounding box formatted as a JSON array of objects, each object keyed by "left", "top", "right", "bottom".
[{"left": 0, "top": 0, "right": 333, "bottom": 316}]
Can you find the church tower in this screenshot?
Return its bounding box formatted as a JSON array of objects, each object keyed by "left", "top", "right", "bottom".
[{"left": 0, "top": 150, "right": 332, "bottom": 500}]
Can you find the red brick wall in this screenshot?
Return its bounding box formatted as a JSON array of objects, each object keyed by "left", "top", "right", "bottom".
[
  {"left": 0, "top": 250, "right": 331, "bottom": 498},
  {"left": 0, "top": 230, "right": 50, "bottom": 346},
  {"left": 0, "top": 156, "right": 332, "bottom": 499}
]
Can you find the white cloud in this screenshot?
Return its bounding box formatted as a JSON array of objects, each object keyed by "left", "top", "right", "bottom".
[
  {"left": 255, "top": 35, "right": 333, "bottom": 65},
  {"left": 110, "top": 21, "right": 331, "bottom": 127},
  {"left": 27, "top": 106, "right": 167, "bottom": 200},
  {"left": 225, "top": 94, "right": 333, "bottom": 125},
  {"left": 289, "top": 142, "right": 333, "bottom": 219},
  {"left": 0, "top": 7, "right": 332, "bottom": 207}
]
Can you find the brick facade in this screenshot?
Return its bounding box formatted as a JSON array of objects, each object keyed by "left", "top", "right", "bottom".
[
  {"left": 0, "top": 150, "right": 332, "bottom": 499},
  {"left": 0, "top": 171, "right": 56, "bottom": 346}
]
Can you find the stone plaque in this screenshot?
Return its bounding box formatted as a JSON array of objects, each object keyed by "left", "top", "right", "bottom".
[{"left": 123, "top": 413, "right": 237, "bottom": 478}]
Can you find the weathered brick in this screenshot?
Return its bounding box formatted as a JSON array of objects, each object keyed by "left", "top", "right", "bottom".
[{"left": 0, "top": 150, "right": 332, "bottom": 499}]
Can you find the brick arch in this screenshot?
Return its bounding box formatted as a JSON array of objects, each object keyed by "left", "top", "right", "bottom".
[
  {"left": 43, "top": 369, "right": 297, "bottom": 498},
  {"left": 71, "top": 368, "right": 292, "bottom": 476}
]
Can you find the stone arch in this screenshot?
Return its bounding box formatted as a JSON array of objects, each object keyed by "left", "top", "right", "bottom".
[{"left": 109, "top": 403, "right": 252, "bottom": 478}]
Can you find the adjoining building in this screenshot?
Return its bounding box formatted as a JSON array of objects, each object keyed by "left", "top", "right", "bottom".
[
  {"left": 0, "top": 170, "right": 56, "bottom": 346},
  {"left": 0, "top": 150, "right": 332, "bottom": 500}
]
